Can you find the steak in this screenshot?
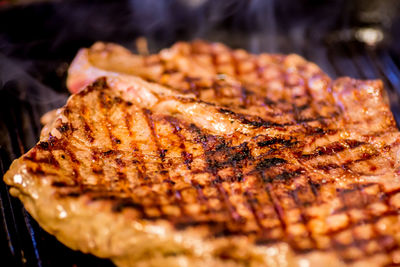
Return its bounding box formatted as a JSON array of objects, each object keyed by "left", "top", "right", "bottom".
[
  {"left": 4, "top": 69, "right": 400, "bottom": 266},
  {"left": 67, "top": 41, "right": 338, "bottom": 127}
]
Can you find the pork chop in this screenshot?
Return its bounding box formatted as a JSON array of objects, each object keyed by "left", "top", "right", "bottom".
[{"left": 4, "top": 74, "right": 400, "bottom": 266}]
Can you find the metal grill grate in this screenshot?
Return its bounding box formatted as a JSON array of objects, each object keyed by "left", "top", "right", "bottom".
[{"left": 1, "top": 1, "right": 400, "bottom": 266}]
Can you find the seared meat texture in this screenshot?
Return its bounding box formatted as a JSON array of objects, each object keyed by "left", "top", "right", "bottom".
[
  {"left": 4, "top": 73, "right": 400, "bottom": 266},
  {"left": 67, "top": 41, "right": 338, "bottom": 127}
]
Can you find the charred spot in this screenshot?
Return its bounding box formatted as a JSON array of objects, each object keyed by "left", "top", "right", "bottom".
[
  {"left": 257, "top": 138, "right": 297, "bottom": 148},
  {"left": 99, "top": 91, "right": 114, "bottom": 109},
  {"left": 81, "top": 77, "right": 108, "bottom": 96},
  {"left": 57, "top": 123, "right": 70, "bottom": 133},
  {"left": 306, "top": 127, "right": 325, "bottom": 135},
  {"left": 60, "top": 155, "right": 65, "bottom": 159},
  {"left": 112, "top": 199, "right": 144, "bottom": 213},
  {"left": 206, "top": 159, "right": 224, "bottom": 172},
  {"left": 255, "top": 238, "right": 280, "bottom": 245},
  {"left": 51, "top": 181, "right": 69, "bottom": 187},
  {"left": 316, "top": 163, "right": 340, "bottom": 171},
  {"left": 159, "top": 149, "right": 168, "bottom": 159},
  {"left": 272, "top": 170, "right": 300, "bottom": 181},
  {"left": 92, "top": 77, "right": 109, "bottom": 89},
  {"left": 189, "top": 123, "right": 208, "bottom": 142},
  {"left": 214, "top": 140, "right": 229, "bottom": 151},
  {"left": 125, "top": 101, "right": 133, "bottom": 106},
  {"left": 256, "top": 157, "right": 286, "bottom": 171},
  {"left": 181, "top": 151, "right": 193, "bottom": 166},
  {"left": 113, "top": 96, "right": 123, "bottom": 104},
  {"left": 296, "top": 115, "right": 327, "bottom": 123},
  {"left": 65, "top": 192, "right": 81, "bottom": 198},
  {"left": 112, "top": 137, "right": 121, "bottom": 145},
  {"left": 297, "top": 104, "right": 310, "bottom": 111},
  {"left": 345, "top": 139, "right": 365, "bottom": 148},
  {"left": 103, "top": 150, "right": 116, "bottom": 156},
  {"left": 163, "top": 179, "right": 176, "bottom": 185},
  {"left": 218, "top": 108, "right": 236, "bottom": 115},
  {"left": 92, "top": 168, "right": 104, "bottom": 175},
  {"left": 38, "top": 141, "right": 49, "bottom": 150},
  {"left": 227, "top": 143, "right": 252, "bottom": 164},
  {"left": 234, "top": 172, "right": 244, "bottom": 182},
  {"left": 213, "top": 228, "right": 245, "bottom": 238},
  {"left": 117, "top": 171, "right": 127, "bottom": 179},
  {"left": 309, "top": 180, "right": 322, "bottom": 193},
  {"left": 83, "top": 122, "right": 94, "bottom": 142},
  {"left": 115, "top": 158, "right": 125, "bottom": 167}
]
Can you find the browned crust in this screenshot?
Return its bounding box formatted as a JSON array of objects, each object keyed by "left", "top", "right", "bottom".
[{"left": 4, "top": 43, "right": 400, "bottom": 266}]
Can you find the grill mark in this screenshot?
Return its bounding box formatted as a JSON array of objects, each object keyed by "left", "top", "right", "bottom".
[
  {"left": 166, "top": 117, "right": 208, "bottom": 217},
  {"left": 80, "top": 116, "right": 94, "bottom": 143},
  {"left": 243, "top": 189, "right": 267, "bottom": 235},
  {"left": 63, "top": 147, "right": 80, "bottom": 179},
  {"left": 190, "top": 123, "right": 243, "bottom": 224},
  {"left": 216, "top": 107, "right": 332, "bottom": 130},
  {"left": 341, "top": 184, "right": 386, "bottom": 256},
  {"left": 374, "top": 184, "right": 400, "bottom": 257},
  {"left": 257, "top": 137, "right": 297, "bottom": 148},
  {"left": 124, "top": 112, "right": 147, "bottom": 183},
  {"left": 24, "top": 152, "right": 59, "bottom": 168},
  {"left": 301, "top": 139, "right": 365, "bottom": 160},
  {"left": 327, "top": 136, "right": 394, "bottom": 260},
  {"left": 265, "top": 180, "right": 287, "bottom": 232},
  {"left": 97, "top": 90, "right": 129, "bottom": 191},
  {"left": 315, "top": 151, "right": 380, "bottom": 173},
  {"left": 21, "top": 58, "right": 400, "bottom": 262},
  {"left": 166, "top": 117, "right": 193, "bottom": 170},
  {"left": 36, "top": 137, "right": 80, "bottom": 179},
  {"left": 256, "top": 157, "right": 287, "bottom": 172},
  {"left": 218, "top": 138, "right": 262, "bottom": 230},
  {"left": 336, "top": 184, "right": 369, "bottom": 259},
  {"left": 289, "top": 188, "right": 318, "bottom": 250},
  {"left": 217, "top": 108, "right": 288, "bottom": 128},
  {"left": 142, "top": 109, "right": 183, "bottom": 218}
]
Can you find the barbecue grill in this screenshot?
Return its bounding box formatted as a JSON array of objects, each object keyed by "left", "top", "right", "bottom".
[{"left": 2, "top": 0, "right": 400, "bottom": 266}]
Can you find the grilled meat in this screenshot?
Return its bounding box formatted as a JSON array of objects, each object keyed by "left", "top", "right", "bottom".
[
  {"left": 67, "top": 41, "right": 338, "bottom": 127},
  {"left": 4, "top": 72, "right": 400, "bottom": 266}
]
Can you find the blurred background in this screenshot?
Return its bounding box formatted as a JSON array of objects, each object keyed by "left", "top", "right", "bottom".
[{"left": 1, "top": 0, "right": 400, "bottom": 266}]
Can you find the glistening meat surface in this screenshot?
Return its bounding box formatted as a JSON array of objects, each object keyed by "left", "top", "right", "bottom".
[
  {"left": 67, "top": 41, "right": 339, "bottom": 127},
  {"left": 4, "top": 73, "right": 400, "bottom": 266}
]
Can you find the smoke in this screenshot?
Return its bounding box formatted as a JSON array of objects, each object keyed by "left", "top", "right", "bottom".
[{"left": 0, "top": 53, "right": 67, "bottom": 105}]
